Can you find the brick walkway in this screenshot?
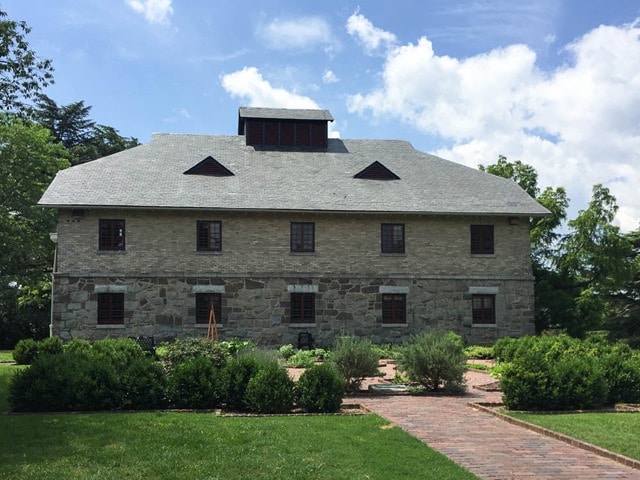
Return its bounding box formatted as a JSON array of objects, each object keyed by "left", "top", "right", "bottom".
[{"left": 358, "top": 371, "right": 640, "bottom": 480}]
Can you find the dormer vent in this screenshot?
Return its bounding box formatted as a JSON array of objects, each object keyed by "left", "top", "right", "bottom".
[
  {"left": 184, "top": 156, "right": 234, "bottom": 176},
  {"left": 354, "top": 161, "right": 400, "bottom": 180}
]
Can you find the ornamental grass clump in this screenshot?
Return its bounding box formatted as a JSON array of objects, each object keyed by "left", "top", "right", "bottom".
[{"left": 398, "top": 331, "right": 467, "bottom": 394}]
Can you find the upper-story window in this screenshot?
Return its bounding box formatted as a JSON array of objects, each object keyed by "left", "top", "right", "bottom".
[
  {"left": 99, "top": 219, "right": 125, "bottom": 251},
  {"left": 97, "top": 292, "right": 124, "bottom": 325},
  {"left": 197, "top": 221, "right": 222, "bottom": 252},
  {"left": 291, "top": 222, "right": 315, "bottom": 253},
  {"left": 381, "top": 223, "right": 405, "bottom": 254},
  {"left": 470, "top": 225, "right": 494, "bottom": 255}
]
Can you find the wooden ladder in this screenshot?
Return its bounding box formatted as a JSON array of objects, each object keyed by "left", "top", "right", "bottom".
[{"left": 207, "top": 303, "right": 219, "bottom": 342}]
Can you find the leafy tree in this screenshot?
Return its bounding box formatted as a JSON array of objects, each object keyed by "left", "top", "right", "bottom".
[
  {"left": 479, "top": 155, "right": 539, "bottom": 198},
  {"left": 33, "top": 95, "right": 95, "bottom": 150},
  {"left": 0, "top": 9, "right": 54, "bottom": 115},
  {"left": 479, "top": 155, "right": 568, "bottom": 264},
  {"left": 33, "top": 95, "right": 139, "bottom": 164},
  {"left": 74, "top": 124, "right": 139, "bottom": 163},
  {"left": 0, "top": 118, "right": 69, "bottom": 347},
  {"left": 480, "top": 157, "right": 635, "bottom": 337},
  {"left": 605, "top": 229, "right": 640, "bottom": 345}
]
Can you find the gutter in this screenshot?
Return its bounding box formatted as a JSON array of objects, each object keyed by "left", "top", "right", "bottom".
[{"left": 49, "top": 232, "right": 58, "bottom": 338}]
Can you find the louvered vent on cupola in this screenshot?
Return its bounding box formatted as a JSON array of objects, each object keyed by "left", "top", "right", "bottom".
[
  {"left": 184, "top": 156, "right": 234, "bottom": 176},
  {"left": 238, "top": 107, "right": 334, "bottom": 149},
  {"left": 353, "top": 161, "right": 400, "bottom": 180}
]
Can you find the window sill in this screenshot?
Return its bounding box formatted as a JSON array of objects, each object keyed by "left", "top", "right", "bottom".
[
  {"left": 289, "top": 252, "right": 315, "bottom": 256},
  {"left": 381, "top": 253, "right": 406, "bottom": 257},
  {"left": 472, "top": 323, "right": 497, "bottom": 328},
  {"left": 97, "top": 324, "right": 125, "bottom": 329},
  {"left": 289, "top": 323, "right": 316, "bottom": 328},
  {"left": 195, "top": 251, "right": 222, "bottom": 255},
  {"left": 381, "top": 323, "right": 408, "bottom": 327},
  {"left": 470, "top": 254, "right": 495, "bottom": 258},
  {"left": 96, "top": 250, "right": 126, "bottom": 254},
  {"left": 195, "top": 323, "right": 224, "bottom": 328}
]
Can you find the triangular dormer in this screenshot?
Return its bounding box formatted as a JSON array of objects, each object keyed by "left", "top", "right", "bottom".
[
  {"left": 354, "top": 161, "right": 400, "bottom": 180},
  {"left": 238, "top": 107, "right": 333, "bottom": 149},
  {"left": 184, "top": 156, "right": 234, "bottom": 176}
]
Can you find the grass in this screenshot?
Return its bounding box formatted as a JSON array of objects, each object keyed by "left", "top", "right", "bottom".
[
  {"left": 0, "top": 350, "right": 14, "bottom": 363},
  {"left": 0, "top": 364, "right": 479, "bottom": 480},
  {"left": 465, "top": 363, "right": 491, "bottom": 372},
  {"left": 509, "top": 411, "right": 640, "bottom": 462}
]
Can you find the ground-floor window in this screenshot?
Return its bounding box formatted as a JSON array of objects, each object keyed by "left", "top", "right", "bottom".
[
  {"left": 290, "top": 292, "right": 315, "bottom": 323},
  {"left": 472, "top": 294, "right": 496, "bottom": 325},
  {"left": 382, "top": 293, "right": 406, "bottom": 324},
  {"left": 196, "top": 293, "right": 222, "bottom": 324},
  {"left": 97, "top": 292, "right": 124, "bottom": 325}
]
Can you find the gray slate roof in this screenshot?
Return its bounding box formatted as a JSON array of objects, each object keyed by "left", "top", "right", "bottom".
[
  {"left": 38, "top": 133, "right": 549, "bottom": 216},
  {"left": 239, "top": 107, "right": 334, "bottom": 121}
]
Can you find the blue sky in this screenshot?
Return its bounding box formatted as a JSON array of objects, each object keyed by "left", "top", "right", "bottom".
[{"left": 6, "top": 0, "right": 640, "bottom": 231}]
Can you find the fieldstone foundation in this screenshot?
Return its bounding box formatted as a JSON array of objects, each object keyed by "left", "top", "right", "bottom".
[{"left": 52, "top": 274, "right": 535, "bottom": 346}]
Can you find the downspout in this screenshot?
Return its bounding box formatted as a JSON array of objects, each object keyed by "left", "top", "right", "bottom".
[{"left": 49, "top": 232, "right": 58, "bottom": 338}]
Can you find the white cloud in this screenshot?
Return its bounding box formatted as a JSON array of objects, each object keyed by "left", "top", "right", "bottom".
[
  {"left": 322, "top": 70, "right": 338, "bottom": 84},
  {"left": 220, "top": 67, "right": 320, "bottom": 109},
  {"left": 347, "top": 15, "right": 640, "bottom": 231},
  {"left": 220, "top": 67, "right": 340, "bottom": 138},
  {"left": 346, "top": 11, "right": 398, "bottom": 55},
  {"left": 257, "top": 16, "right": 335, "bottom": 51},
  {"left": 125, "top": 0, "right": 173, "bottom": 25}
]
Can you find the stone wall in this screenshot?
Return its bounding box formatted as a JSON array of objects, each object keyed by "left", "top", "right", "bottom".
[
  {"left": 55, "top": 209, "right": 533, "bottom": 278},
  {"left": 52, "top": 208, "right": 535, "bottom": 345},
  {"left": 53, "top": 274, "right": 534, "bottom": 346}
]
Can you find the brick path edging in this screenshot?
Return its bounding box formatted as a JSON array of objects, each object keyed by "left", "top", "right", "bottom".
[{"left": 469, "top": 402, "right": 640, "bottom": 471}]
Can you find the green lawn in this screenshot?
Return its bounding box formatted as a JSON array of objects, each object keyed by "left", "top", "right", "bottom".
[
  {"left": 509, "top": 411, "right": 640, "bottom": 461},
  {"left": 0, "top": 364, "right": 479, "bottom": 480},
  {"left": 0, "top": 350, "right": 13, "bottom": 363}
]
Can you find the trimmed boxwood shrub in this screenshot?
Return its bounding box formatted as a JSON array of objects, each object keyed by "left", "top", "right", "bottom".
[
  {"left": 501, "top": 351, "right": 609, "bottom": 411},
  {"left": 296, "top": 363, "right": 345, "bottom": 413},
  {"left": 12, "top": 338, "right": 38, "bottom": 365},
  {"left": 166, "top": 356, "right": 222, "bottom": 409},
  {"left": 329, "top": 335, "right": 379, "bottom": 391},
  {"left": 64, "top": 338, "right": 92, "bottom": 355},
  {"left": 498, "top": 335, "right": 640, "bottom": 411},
  {"left": 221, "top": 351, "right": 276, "bottom": 411},
  {"left": 9, "top": 351, "right": 122, "bottom": 411},
  {"left": 398, "top": 331, "right": 467, "bottom": 393},
  {"left": 600, "top": 348, "right": 640, "bottom": 404},
  {"left": 244, "top": 363, "right": 294, "bottom": 414},
  {"left": 10, "top": 338, "right": 169, "bottom": 412},
  {"left": 121, "top": 357, "right": 167, "bottom": 410},
  {"left": 13, "top": 337, "right": 63, "bottom": 365},
  {"left": 37, "top": 336, "right": 64, "bottom": 357},
  {"left": 91, "top": 337, "right": 147, "bottom": 366}
]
